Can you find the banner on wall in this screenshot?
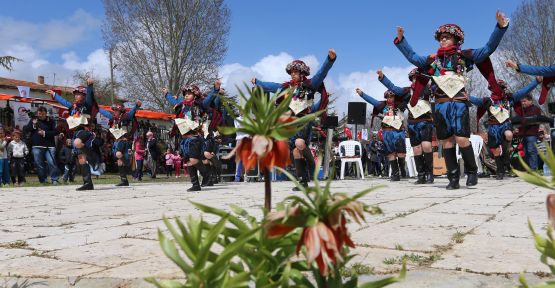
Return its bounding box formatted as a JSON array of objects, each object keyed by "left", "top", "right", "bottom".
[
  {"left": 12, "top": 102, "right": 31, "bottom": 129},
  {"left": 17, "top": 86, "right": 30, "bottom": 98}
]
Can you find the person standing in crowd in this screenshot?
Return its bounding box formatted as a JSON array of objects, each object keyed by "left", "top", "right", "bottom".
[
  {"left": 23, "top": 106, "right": 60, "bottom": 185},
  {"left": 8, "top": 130, "right": 28, "bottom": 186},
  {"left": 537, "top": 125, "right": 549, "bottom": 175},
  {"left": 164, "top": 148, "right": 173, "bottom": 178},
  {"left": 367, "top": 134, "right": 381, "bottom": 177},
  {"left": 173, "top": 150, "right": 182, "bottom": 178},
  {"left": 146, "top": 131, "right": 160, "bottom": 179},
  {"left": 0, "top": 130, "right": 10, "bottom": 186},
  {"left": 58, "top": 138, "right": 75, "bottom": 184},
  {"left": 233, "top": 113, "right": 248, "bottom": 182},
  {"left": 133, "top": 135, "right": 145, "bottom": 181},
  {"left": 516, "top": 95, "right": 544, "bottom": 171}
]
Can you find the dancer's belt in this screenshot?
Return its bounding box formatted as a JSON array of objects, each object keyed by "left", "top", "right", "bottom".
[
  {"left": 434, "top": 96, "right": 467, "bottom": 103},
  {"left": 381, "top": 126, "right": 402, "bottom": 131},
  {"left": 408, "top": 116, "right": 433, "bottom": 123}
]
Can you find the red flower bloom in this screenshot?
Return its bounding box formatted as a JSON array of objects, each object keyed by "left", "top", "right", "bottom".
[{"left": 236, "top": 137, "right": 291, "bottom": 172}]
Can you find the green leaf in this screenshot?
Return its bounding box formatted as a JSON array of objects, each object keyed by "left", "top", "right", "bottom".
[
  {"left": 224, "top": 271, "right": 251, "bottom": 288},
  {"left": 163, "top": 216, "right": 196, "bottom": 262},
  {"left": 514, "top": 169, "right": 553, "bottom": 190},
  {"left": 218, "top": 126, "right": 237, "bottom": 136},
  {"left": 213, "top": 227, "right": 261, "bottom": 268},
  {"left": 192, "top": 201, "right": 250, "bottom": 231},
  {"left": 157, "top": 229, "right": 193, "bottom": 274},
  {"left": 144, "top": 278, "right": 185, "bottom": 288},
  {"left": 194, "top": 215, "right": 229, "bottom": 269},
  {"left": 358, "top": 260, "right": 406, "bottom": 288}
]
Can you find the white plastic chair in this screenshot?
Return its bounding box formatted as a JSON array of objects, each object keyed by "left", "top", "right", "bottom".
[
  {"left": 388, "top": 138, "right": 416, "bottom": 177},
  {"left": 455, "top": 135, "right": 484, "bottom": 174},
  {"left": 339, "top": 140, "right": 364, "bottom": 180},
  {"left": 405, "top": 138, "right": 417, "bottom": 177}
]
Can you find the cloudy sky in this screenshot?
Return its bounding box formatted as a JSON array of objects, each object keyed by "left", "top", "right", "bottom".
[{"left": 0, "top": 0, "right": 521, "bottom": 114}]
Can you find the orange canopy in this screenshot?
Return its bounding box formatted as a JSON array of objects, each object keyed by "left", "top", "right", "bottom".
[{"left": 0, "top": 93, "right": 175, "bottom": 121}]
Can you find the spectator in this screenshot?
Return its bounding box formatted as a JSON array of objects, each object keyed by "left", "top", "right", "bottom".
[
  {"left": 23, "top": 107, "right": 60, "bottom": 184},
  {"left": 0, "top": 130, "right": 10, "bottom": 185},
  {"left": 518, "top": 95, "right": 543, "bottom": 171},
  {"left": 173, "top": 150, "right": 182, "bottom": 178},
  {"left": 8, "top": 130, "right": 28, "bottom": 186},
  {"left": 164, "top": 148, "right": 173, "bottom": 178},
  {"left": 367, "top": 135, "right": 380, "bottom": 176},
  {"left": 58, "top": 138, "right": 75, "bottom": 183},
  {"left": 146, "top": 131, "right": 160, "bottom": 178},
  {"left": 377, "top": 139, "right": 388, "bottom": 177},
  {"left": 133, "top": 136, "right": 145, "bottom": 181}
]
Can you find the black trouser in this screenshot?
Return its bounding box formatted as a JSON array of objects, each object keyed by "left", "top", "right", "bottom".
[{"left": 10, "top": 157, "right": 26, "bottom": 184}]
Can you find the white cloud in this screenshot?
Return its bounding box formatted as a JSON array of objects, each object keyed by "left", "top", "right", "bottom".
[
  {"left": 219, "top": 53, "right": 413, "bottom": 117},
  {"left": 0, "top": 44, "right": 109, "bottom": 87},
  {"left": 0, "top": 9, "right": 100, "bottom": 50},
  {"left": 0, "top": 9, "right": 106, "bottom": 87}
]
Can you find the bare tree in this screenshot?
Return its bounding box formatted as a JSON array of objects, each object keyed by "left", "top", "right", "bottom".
[
  {"left": 0, "top": 56, "right": 21, "bottom": 71},
  {"left": 499, "top": 0, "right": 555, "bottom": 105},
  {"left": 102, "top": 0, "right": 230, "bottom": 111}
]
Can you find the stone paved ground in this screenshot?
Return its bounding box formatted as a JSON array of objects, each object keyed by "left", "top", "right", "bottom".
[{"left": 0, "top": 176, "right": 551, "bottom": 287}]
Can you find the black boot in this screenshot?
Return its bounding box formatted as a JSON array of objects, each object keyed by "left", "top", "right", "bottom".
[
  {"left": 389, "top": 160, "right": 400, "bottom": 181},
  {"left": 424, "top": 152, "right": 434, "bottom": 183},
  {"left": 398, "top": 157, "right": 407, "bottom": 178},
  {"left": 210, "top": 157, "right": 222, "bottom": 184},
  {"left": 413, "top": 155, "right": 426, "bottom": 184},
  {"left": 444, "top": 148, "right": 460, "bottom": 190},
  {"left": 460, "top": 145, "right": 478, "bottom": 187},
  {"left": 293, "top": 159, "right": 308, "bottom": 191},
  {"left": 502, "top": 141, "right": 513, "bottom": 177},
  {"left": 76, "top": 163, "right": 94, "bottom": 191},
  {"left": 209, "top": 165, "right": 218, "bottom": 184},
  {"left": 116, "top": 165, "right": 129, "bottom": 186},
  {"left": 198, "top": 162, "right": 213, "bottom": 187},
  {"left": 301, "top": 148, "right": 315, "bottom": 181},
  {"left": 495, "top": 156, "right": 505, "bottom": 180},
  {"left": 187, "top": 166, "right": 201, "bottom": 192}
]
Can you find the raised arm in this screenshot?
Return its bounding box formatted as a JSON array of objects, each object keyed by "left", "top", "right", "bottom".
[
  {"left": 124, "top": 101, "right": 142, "bottom": 121},
  {"left": 470, "top": 11, "right": 509, "bottom": 63},
  {"left": 394, "top": 27, "right": 429, "bottom": 68},
  {"left": 470, "top": 25, "right": 508, "bottom": 63},
  {"left": 516, "top": 63, "right": 555, "bottom": 77},
  {"left": 356, "top": 89, "right": 382, "bottom": 107},
  {"left": 202, "top": 80, "right": 222, "bottom": 110},
  {"left": 378, "top": 71, "right": 408, "bottom": 98},
  {"left": 98, "top": 108, "right": 113, "bottom": 120},
  {"left": 85, "top": 83, "right": 94, "bottom": 109},
  {"left": 511, "top": 78, "right": 541, "bottom": 102},
  {"left": 48, "top": 90, "right": 72, "bottom": 109},
  {"left": 469, "top": 96, "right": 487, "bottom": 107},
  {"left": 310, "top": 49, "right": 337, "bottom": 90},
  {"left": 253, "top": 79, "right": 282, "bottom": 93},
  {"left": 163, "top": 87, "right": 183, "bottom": 106}
]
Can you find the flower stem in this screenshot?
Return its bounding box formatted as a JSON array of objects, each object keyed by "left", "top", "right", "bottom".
[{"left": 264, "top": 170, "right": 271, "bottom": 211}]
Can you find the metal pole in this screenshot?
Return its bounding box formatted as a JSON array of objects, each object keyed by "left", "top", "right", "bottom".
[
  {"left": 109, "top": 47, "right": 115, "bottom": 105},
  {"left": 323, "top": 128, "right": 333, "bottom": 179}
]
